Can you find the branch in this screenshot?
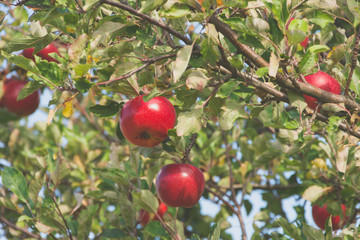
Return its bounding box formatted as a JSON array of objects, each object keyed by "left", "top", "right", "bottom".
[
  {"left": 219, "top": 183, "right": 300, "bottom": 191},
  {"left": 96, "top": 53, "right": 177, "bottom": 86},
  {"left": 345, "top": 30, "right": 360, "bottom": 96},
  {"left": 209, "top": 15, "right": 360, "bottom": 112},
  {"left": 0, "top": 216, "right": 45, "bottom": 240},
  {"left": 100, "top": 0, "right": 193, "bottom": 45},
  {"left": 181, "top": 133, "right": 198, "bottom": 163},
  {"left": 221, "top": 131, "right": 247, "bottom": 240}
]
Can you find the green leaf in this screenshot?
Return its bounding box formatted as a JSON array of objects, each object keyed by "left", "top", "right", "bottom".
[
  {"left": 173, "top": 45, "right": 193, "bottom": 82},
  {"left": 89, "top": 101, "right": 121, "bottom": 118},
  {"left": 308, "top": 45, "right": 330, "bottom": 53},
  {"left": 77, "top": 205, "right": 98, "bottom": 240},
  {"left": 73, "top": 77, "right": 95, "bottom": 93},
  {"left": 191, "top": 234, "right": 201, "bottom": 240},
  {"left": 132, "top": 190, "right": 158, "bottom": 213},
  {"left": 101, "top": 228, "right": 127, "bottom": 238},
  {"left": 35, "top": 57, "right": 64, "bottom": 86},
  {"left": 310, "top": 11, "right": 334, "bottom": 28},
  {"left": 144, "top": 221, "right": 169, "bottom": 238},
  {"left": 74, "top": 64, "right": 91, "bottom": 76},
  {"left": 29, "top": 177, "right": 44, "bottom": 206},
  {"left": 1, "top": 51, "right": 40, "bottom": 74},
  {"left": 0, "top": 11, "right": 5, "bottom": 25},
  {"left": 288, "top": 90, "right": 307, "bottom": 114},
  {"left": 208, "top": 222, "right": 221, "bottom": 240},
  {"left": 5, "top": 34, "right": 56, "bottom": 53},
  {"left": 277, "top": 217, "right": 302, "bottom": 239},
  {"left": 303, "top": 223, "right": 325, "bottom": 240},
  {"left": 1, "top": 167, "right": 29, "bottom": 203},
  {"left": 219, "top": 100, "right": 248, "bottom": 130},
  {"left": 176, "top": 108, "right": 205, "bottom": 136},
  {"left": 17, "top": 81, "right": 42, "bottom": 101},
  {"left": 140, "top": 0, "right": 167, "bottom": 13},
  {"left": 160, "top": 4, "right": 192, "bottom": 18},
  {"left": 297, "top": 51, "right": 318, "bottom": 74}
]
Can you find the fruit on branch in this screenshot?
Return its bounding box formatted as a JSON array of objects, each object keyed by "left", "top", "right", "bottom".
[
  {"left": 119, "top": 95, "right": 176, "bottom": 147},
  {"left": 22, "top": 43, "right": 60, "bottom": 63},
  {"left": 1, "top": 79, "right": 40, "bottom": 116},
  {"left": 286, "top": 17, "right": 309, "bottom": 48},
  {"left": 301, "top": 71, "right": 342, "bottom": 110},
  {"left": 312, "top": 204, "right": 347, "bottom": 230},
  {"left": 156, "top": 163, "right": 205, "bottom": 208},
  {"left": 138, "top": 202, "right": 168, "bottom": 227}
]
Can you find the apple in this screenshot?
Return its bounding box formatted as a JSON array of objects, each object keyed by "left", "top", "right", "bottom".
[
  {"left": 312, "top": 204, "right": 347, "bottom": 230},
  {"left": 138, "top": 202, "right": 168, "bottom": 227},
  {"left": 2, "top": 79, "right": 40, "bottom": 116},
  {"left": 156, "top": 163, "right": 205, "bottom": 208},
  {"left": 119, "top": 95, "right": 176, "bottom": 147},
  {"left": 286, "top": 17, "right": 309, "bottom": 48},
  {"left": 22, "top": 43, "right": 60, "bottom": 63},
  {"left": 301, "top": 71, "right": 342, "bottom": 110}
]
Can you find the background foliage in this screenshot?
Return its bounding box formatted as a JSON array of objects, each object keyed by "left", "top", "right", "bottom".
[{"left": 0, "top": 0, "right": 360, "bottom": 239}]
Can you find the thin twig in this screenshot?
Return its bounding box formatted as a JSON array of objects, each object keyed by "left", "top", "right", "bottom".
[
  {"left": 100, "top": 0, "right": 193, "bottom": 45},
  {"left": 96, "top": 53, "right": 177, "bottom": 86},
  {"left": 345, "top": 30, "right": 360, "bottom": 96},
  {"left": 221, "top": 131, "right": 247, "bottom": 240},
  {"left": 181, "top": 133, "right": 198, "bottom": 163},
  {"left": 0, "top": 216, "right": 45, "bottom": 240},
  {"left": 50, "top": 192, "right": 73, "bottom": 240}
]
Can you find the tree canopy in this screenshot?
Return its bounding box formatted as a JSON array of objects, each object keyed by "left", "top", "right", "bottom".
[{"left": 0, "top": 0, "right": 360, "bottom": 239}]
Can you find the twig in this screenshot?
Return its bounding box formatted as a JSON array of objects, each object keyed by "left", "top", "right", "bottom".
[
  {"left": 50, "top": 192, "right": 73, "bottom": 240},
  {"left": 96, "top": 53, "right": 177, "bottom": 86},
  {"left": 100, "top": 0, "right": 193, "bottom": 45},
  {"left": 221, "top": 131, "right": 247, "bottom": 240},
  {"left": 0, "top": 216, "right": 45, "bottom": 240},
  {"left": 181, "top": 133, "right": 198, "bottom": 163},
  {"left": 345, "top": 30, "right": 360, "bottom": 96}
]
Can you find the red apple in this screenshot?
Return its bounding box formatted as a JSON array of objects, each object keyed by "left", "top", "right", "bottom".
[
  {"left": 156, "top": 163, "right": 205, "bottom": 208},
  {"left": 138, "top": 202, "right": 168, "bottom": 227},
  {"left": 286, "top": 17, "right": 309, "bottom": 49},
  {"left": 312, "top": 204, "right": 347, "bottom": 230},
  {"left": 119, "top": 95, "right": 176, "bottom": 147},
  {"left": 22, "top": 43, "right": 60, "bottom": 63},
  {"left": 2, "top": 79, "right": 40, "bottom": 116},
  {"left": 301, "top": 71, "right": 342, "bottom": 110}
]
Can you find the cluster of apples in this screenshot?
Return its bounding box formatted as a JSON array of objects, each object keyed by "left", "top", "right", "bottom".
[
  {"left": 119, "top": 95, "right": 205, "bottom": 225},
  {"left": 0, "top": 43, "right": 60, "bottom": 117}
]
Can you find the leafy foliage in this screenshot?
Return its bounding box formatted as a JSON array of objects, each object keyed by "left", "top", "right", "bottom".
[{"left": 0, "top": 0, "right": 360, "bottom": 239}]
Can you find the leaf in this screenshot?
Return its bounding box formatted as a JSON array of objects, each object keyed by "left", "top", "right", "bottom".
[
  {"left": 140, "top": 0, "right": 167, "bottom": 13},
  {"left": 269, "top": 52, "right": 279, "bottom": 77},
  {"left": 1, "top": 51, "right": 40, "bottom": 74},
  {"left": 277, "top": 217, "right": 302, "bottom": 239},
  {"left": 35, "top": 58, "right": 64, "bottom": 86},
  {"left": 89, "top": 101, "right": 120, "bottom": 118},
  {"left": 17, "top": 81, "right": 42, "bottom": 101},
  {"left": 132, "top": 190, "right": 159, "bottom": 213},
  {"left": 176, "top": 108, "right": 205, "bottom": 136},
  {"left": 173, "top": 45, "right": 193, "bottom": 82},
  {"left": 191, "top": 234, "right": 201, "bottom": 240},
  {"left": 288, "top": 90, "right": 307, "bottom": 114},
  {"left": 208, "top": 222, "right": 221, "bottom": 240},
  {"left": 29, "top": 177, "right": 44, "bottom": 206},
  {"left": 302, "top": 223, "right": 325, "bottom": 240},
  {"left": 0, "top": 11, "right": 5, "bottom": 25},
  {"left": 69, "top": 33, "right": 89, "bottom": 64},
  {"left": 308, "top": 45, "right": 330, "bottom": 53},
  {"left": 1, "top": 167, "right": 29, "bottom": 203},
  {"left": 310, "top": 11, "right": 334, "bottom": 28},
  {"left": 297, "top": 51, "right": 318, "bottom": 74},
  {"left": 186, "top": 69, "right": 210, "bottom": 91},
  {"left": 144, "top": 221, "right": 169, "bottom": 238},
  {"left": 5, "top": 34, "right": 56, "bottom": 54},
  {"left": 245, "top": 17, "right": 270, "bottom": 33},
  {"left": 302, "top": 185, "right": 332, "bottom": 202},
  {"left": 77, "top": 205, "right": 98, "bottom": 240},
  {"left": 101, "top": 228, "right": 127, "bottom": 238},
  {"left": 62, "top": 97, "right": 75, "bottom": 118},
  {"left": 219, "top": 100, "right": 248, "bottom": 130}
]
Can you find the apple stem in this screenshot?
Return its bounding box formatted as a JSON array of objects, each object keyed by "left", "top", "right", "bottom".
[{"left": 181, "top": 133, "right": 198, "bottom": 163}]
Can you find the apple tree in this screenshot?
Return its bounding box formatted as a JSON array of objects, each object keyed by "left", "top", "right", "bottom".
[{"left": 0, "top": 0, "right": 360, "bottom": 239}]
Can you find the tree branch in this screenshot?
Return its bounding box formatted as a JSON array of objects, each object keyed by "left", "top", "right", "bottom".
[
  {"left": 100, "top": 0, "right": 193, "bottom": 45},
  {"left": 0, "top": 216, "right": 45, "bottom": 240},
  {"left": 209, "top": 15, "right": 360, "bottom": 112}
]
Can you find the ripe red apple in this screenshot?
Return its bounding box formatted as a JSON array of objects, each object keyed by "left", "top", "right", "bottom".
[
  {"left": 156, "top": 163, "right": 205, "bottom": 208},
  {"left": 301, "top": 71, "right": 342, "bottom": 110},
  {"left": 286, "top": 17, "right": 309, "bottom": 48},
  {"left": 312, "top": 204, "right": 347, "bottom": 230},
  {"left": 22, "top": 43, "right": 60, "bottom": 63},
  {"left": 119, "top": 95, "right": 176, "bottom": 147},
  {"left": 2, "top": 79, "right": 40, "bottom": 116},
  {"left": 138, "top": 202, "right": 168, "bottom": 227}
]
